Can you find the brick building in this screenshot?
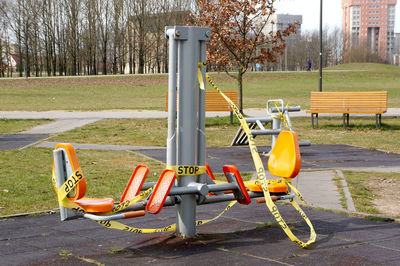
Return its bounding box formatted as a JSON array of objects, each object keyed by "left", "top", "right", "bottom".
[{"left": 342, "top": 0, "right": 397, "bottom": 62}]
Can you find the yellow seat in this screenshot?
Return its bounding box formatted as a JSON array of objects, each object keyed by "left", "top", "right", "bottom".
[{"left": 268, "top": 131, "right": 301, "bottom": 179}]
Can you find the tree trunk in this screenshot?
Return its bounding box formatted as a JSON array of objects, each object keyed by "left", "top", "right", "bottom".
[
  {"left": 237, "top": 70, "right": 243, "bottom": 114},
  {"left": 102, "top": 40, "right": 107, "bottom": 75}
]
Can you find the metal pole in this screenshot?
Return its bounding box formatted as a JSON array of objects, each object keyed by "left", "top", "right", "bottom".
[
  {"left": 165, "top": 26, "right": 209, "bottom": 238},
  {"left": 319, "top": 0, "right": 323, "bottom": 92},
  {"left": 53, "top": 149, "right": 76, "bottom": 221},
  {"left": 271, "top": 117, "right": 281, "bottom": 150},
  {"left": 197, "top": 35, "right": 207, "bottom": 185},
  {"left": 166, "top": 29, "right": 177, "bottom": 168},
  {"left": 175, "top": 27, "right": 197, "bottom": 238}
]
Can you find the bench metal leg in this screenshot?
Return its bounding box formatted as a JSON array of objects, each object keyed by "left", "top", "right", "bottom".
[
  {"left": 343, "top": 114, "right": 346, "bottom": 130},
  {"left": 311, "top": 113, "right": 319, "bottom": 129},
  {"left": 311, "top": 114, "right": 314, "bottom": 128},
  {"left": 346, "top": 114, "right": 350, "bottom": 127},
  {"left": 376, "top": 114, "right": 382, "bottom": 129}
]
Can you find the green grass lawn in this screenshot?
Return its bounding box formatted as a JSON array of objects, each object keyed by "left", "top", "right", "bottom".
[
  {"left": 1, "top": 63, "right": 399, "bottom": 111},
  {"left": 2, "top": 62, "right": 400, "bottom": 217},
  {"left": 0, "top": 119, "right": 52, "bottom": 134},
  {"left": 0, "top": 148, "right": 165, "bottom": 216},
  {"left": 50, "top": 116, "right": 400, "bottom": 153}
]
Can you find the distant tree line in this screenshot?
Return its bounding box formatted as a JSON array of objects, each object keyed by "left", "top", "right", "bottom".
[
  {"left": 0, "top": 0, "right": 192, "bottom": 77},
  {"left": 0, "top": 0, "right": 379, "bottom": 78}
]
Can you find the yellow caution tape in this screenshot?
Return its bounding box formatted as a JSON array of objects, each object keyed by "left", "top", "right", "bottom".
[
  {"left": 197, "top": 64, "right": 206, "bottom": 90},
  {"left": 96, "top": 200, "right": 237, "bottom": 233},
  {"left": 272, "top": 102, "right": 291, "bottom": 130},
  {"left": 198, "top": 62, "right": 316, "bottom": 248},
  {"left": 52, "top": 165, "right": 236, "bottom": 233},
  {"left": 166, "top": 165, "right": 207, "bottom": 176},
  {"left": 50, "top": 62, "right": 315, "bottom": 246}
]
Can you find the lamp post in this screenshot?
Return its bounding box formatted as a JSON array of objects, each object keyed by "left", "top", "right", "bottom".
[{"left": 319, "top": 0, "right": 323, "bottom": 92}]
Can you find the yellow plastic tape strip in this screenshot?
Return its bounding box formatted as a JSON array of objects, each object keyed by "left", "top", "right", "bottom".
[
  {"left": 199, "top": 63, "right": 316, "bottom": 248},
  {"left": 96, "top": 200, "right": 237, "bottom": 234},
  {"left": 101, "top": 186, "right": 155, "bottom": 215},
  {"left": 166, "top": 165, "right": 206, "bottom": 176},
  {"left": 52, "top": 165, "right": 236, "bottom": 233},
  {"left": 57, "top": 168, "right": 84, "bottom": 203},
  {"left": 198, "top": 62, "right": 206, "bottom": 90}
]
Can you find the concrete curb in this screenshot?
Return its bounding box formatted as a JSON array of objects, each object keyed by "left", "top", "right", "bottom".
[{"left": 336, "top": 169, "right": 357, "bottom": 212}]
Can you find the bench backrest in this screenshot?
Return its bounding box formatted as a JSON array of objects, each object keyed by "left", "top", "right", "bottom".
[
  {"left": 166, "top": 90, "right": 238, "bottom": 112},
  {"left": 310, "top": 91, "right": 387, "bottom": 113}
]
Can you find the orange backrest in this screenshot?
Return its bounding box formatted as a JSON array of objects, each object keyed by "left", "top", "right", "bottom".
[
  {"left": 206, "top": 163, "right": 216, "bottom": 180},
  {"left": 54, "top": 143, "right": 87, "bottom": 200},
  {"left": 146, "top": 170, "right": 176, "bottom": 214},
  {"left": 120, "top": 165, "right": 149, "bottom": 202},
  {"left": 268, "top": 131, "right": 301, "bottom": 179}
]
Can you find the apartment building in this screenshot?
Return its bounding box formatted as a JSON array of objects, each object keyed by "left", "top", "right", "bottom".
[{"left": 342, "top": 0, "right": 397, "bottom": 61}]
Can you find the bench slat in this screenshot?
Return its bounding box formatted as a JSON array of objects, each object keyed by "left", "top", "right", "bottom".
[
  {"left": 308, "top": 91, "right": 387, "bottom": 114},
  {"left": 166, "top": 91, "right": 238, "bottom": 112}
]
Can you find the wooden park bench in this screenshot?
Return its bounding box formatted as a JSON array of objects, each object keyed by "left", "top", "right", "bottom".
[
  {"left": 305, "top": 91, "right": 387, "bottom": 129},
  {"left": 166, "top": 90, "right": 238, "bottom": 123}
]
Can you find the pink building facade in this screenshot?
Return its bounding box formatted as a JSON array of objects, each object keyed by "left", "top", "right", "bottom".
[{"left": 342, "top": 0, "right": 397, "bottom": 61}]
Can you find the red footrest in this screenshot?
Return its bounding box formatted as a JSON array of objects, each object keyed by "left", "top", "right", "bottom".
[
  {"left": 146, "top": 170, "right": 176, "bottom": 214},
  {"left": 120, "top": 165, "right": 149, "bottom": 202},
  {"left": 222, "top": 165, "right": 251, "bottom": 205}
]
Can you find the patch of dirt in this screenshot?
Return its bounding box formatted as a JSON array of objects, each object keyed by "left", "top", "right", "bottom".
[{"left": 369, "top": 177, "right": 400, "bottom": 218}]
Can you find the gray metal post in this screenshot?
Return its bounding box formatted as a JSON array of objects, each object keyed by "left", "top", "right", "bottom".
[
  {"left": 165, "top": 26, "right": 209, "bottom": 238},
  {"left": 197, "top": 35, "right": 208, "bottom": 185},
  {"left": 166, "top": 29, "right": 178, "bottom": 168},
  {"left": 53, "top": 149, "right": 76, "bottom": 221},
  {"left": 271, "top": 117, "right": 281, "bottom": 149}
]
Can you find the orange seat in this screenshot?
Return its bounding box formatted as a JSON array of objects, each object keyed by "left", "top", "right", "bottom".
[
  {"left": 268, "top": 131, "right": 301, "bottom": 179},
  {"left": 74, "top": 198, "right": 115, "bottom": 213},
  {"left": 54, "top": 143, "right": 87, "bottom": 201},
  {"left": 247, "top": 182, "right": 287, "bottom": 193},
  {"left": 54, "top": 143, "right": 115, "bottom": 213}
]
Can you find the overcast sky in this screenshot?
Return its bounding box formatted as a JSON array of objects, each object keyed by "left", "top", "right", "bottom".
[{"left": 274, "top": 0, "right": 400, "bottom": 32}]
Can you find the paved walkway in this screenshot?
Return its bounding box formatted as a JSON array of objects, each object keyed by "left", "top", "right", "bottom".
[{"left": 1, "top": 108, "right": 400, "bottom": 134}]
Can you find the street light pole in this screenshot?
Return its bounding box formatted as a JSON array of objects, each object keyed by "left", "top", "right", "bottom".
[{"left": 319, "top": 0, "right": 323, "bottom": 92}]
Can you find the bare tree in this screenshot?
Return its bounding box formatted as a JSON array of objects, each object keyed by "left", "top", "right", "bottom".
[
  {"left": 64, "top": 0, "right": 82, "bottom": 75},
  {"left": 132, "top": 0, "right": 149, "bottom": 74},
  {"left": 96, "top": 0, "right": 111, "bottom": 74},
  {"left": 327, "top": 26, "right": 343, "bottom": 66},
  {"left": 191, "top": 0, "right": 297, "bottom": 113}
]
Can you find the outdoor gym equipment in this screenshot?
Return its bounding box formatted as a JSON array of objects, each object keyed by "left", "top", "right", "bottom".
[
  {"left": 231, "top": 99, "right": 311, "bottom": 152},
  {"left": 52, "top": 26, "right": 315, "bottom": 248}
]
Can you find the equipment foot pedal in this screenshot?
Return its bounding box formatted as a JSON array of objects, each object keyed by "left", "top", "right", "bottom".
[
  {"left": 146, "top": 170, "right": 176, "bottom": 214},
  {"left": 222, "top": 165, "right": 251, "bottom": 205},
  {"left": 120, "top": 165, "right": 149, "bottom": 202}
]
